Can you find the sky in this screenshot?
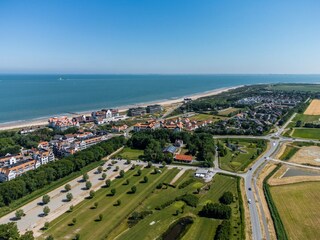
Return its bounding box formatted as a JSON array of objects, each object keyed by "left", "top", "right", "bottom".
[{"left": 0, "top": 0, "right": 319, "bottom": 74}]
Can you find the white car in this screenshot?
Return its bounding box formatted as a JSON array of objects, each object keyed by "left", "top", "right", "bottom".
[{"left": 248, "top": 199, "right": 252, "bottom": 204}]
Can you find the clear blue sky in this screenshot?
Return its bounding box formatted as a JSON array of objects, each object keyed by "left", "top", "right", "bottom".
[{"left": 0, "top": 0, "right": 319, "bottom": 74}]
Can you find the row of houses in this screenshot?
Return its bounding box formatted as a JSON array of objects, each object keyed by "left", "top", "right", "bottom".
[
  {"left": 0, "top": 142, "right": 55, "bottom": 182},
  {"left": 128, "top": 105, "right": 163, "bottom": 117},
  {"left": 133, "top": 117, "right": 213, "bottom": 132}
]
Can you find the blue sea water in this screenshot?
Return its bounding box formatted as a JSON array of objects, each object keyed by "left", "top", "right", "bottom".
[{"left": 0, "top": 74, "right": 320, "bottom": 123}]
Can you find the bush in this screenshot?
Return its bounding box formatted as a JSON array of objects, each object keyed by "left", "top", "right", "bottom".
[
  {"left": 178, "top": 179, "right": 195, "bottom": 189},
  {"left": 105, "top": 179, "right": 111, "bottom": 187},
  {"left": 214, "top": 220, "right": 231, "bottom": 240},
  {"left": 42, "top": 195, "right": 50, "bottom": 205},
  {"left": 65, "top": 184, "right": 71, "bottom": 192},
  {"left": 89, "top": 190, "right": 95, "bottom": 198},
  {"left": 176, "top": 194, "right": 199, "bottom": 207},
  {"left": 85, "top": 181, "right": 92, "bottom": 190},
  {"left": 199, "top": 203, "right": 231, "bottom": 219},
  {"left": 219, "top": 191, "right": 233, "bottom": 205},
  {"left": 131, "top": 185, "right": 137, "bottom": 193},
  {"left": 15, "top": 209, "right": 24, "bottom": 219},
  {"left": 128, "top": 210, "right": 153, "bottom": 227},
  {"left": 66, "top": 193, "right": 73, "bottom": 201},
  {"left": 43, "top": 206, "right": 50, "bottom": 216}
]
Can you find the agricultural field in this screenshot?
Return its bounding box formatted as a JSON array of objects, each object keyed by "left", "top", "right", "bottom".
[
  {"left": 304, "top": 99, "right": 320, "bottom": 115},
  {"left": 291, "top": 128, "right": 320, "bottom": 140},
  {"left": 218, "top": 139, "right": 266, "bottom": 172},
  {"left": 268, "top": 84, "right": 320, "bottom": 92},
  {"left": 270, "top": 182, "right": 320, "bottom": 240},
  {"left": 41, "top": 167, "right": 180, "bottom": 239},
  {"left": 288, "top": 113, "right": 320, "bottom": 128},
  {"left": 116, "top": 147, "right": 144, "bottom": 160}
]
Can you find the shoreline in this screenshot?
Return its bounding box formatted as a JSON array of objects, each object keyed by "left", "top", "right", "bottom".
[{"left": 0, "top": 85, "right": 243, "bottom": 131}]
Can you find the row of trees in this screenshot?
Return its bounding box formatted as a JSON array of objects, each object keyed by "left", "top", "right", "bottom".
[{"left": 0, "top": 136, "right": 125, "bottom": 207}]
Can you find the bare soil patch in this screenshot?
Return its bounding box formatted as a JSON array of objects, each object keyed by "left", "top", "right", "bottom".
[
  {"left": 289, "top": 146, "right": 320, "bottom": 167},
  {"left": 304, "top": 99, "right": 320, "bottom": 115}
]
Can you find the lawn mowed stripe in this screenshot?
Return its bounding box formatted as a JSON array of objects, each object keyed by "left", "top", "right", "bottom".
[
  {"left": 44, "top": 167, "right": 177, "bottom": 240},
  {"left": 292, "top": 128, "right": 320, "bottom": 140}
]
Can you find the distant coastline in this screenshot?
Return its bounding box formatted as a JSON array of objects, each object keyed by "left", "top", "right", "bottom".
[{"left": 0, "top": 85, "right": 242, "bottom": 131}]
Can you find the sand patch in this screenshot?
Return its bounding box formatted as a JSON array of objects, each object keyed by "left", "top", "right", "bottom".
[{"left": 289, "top": 146, "right": 320, "bottom": 167}]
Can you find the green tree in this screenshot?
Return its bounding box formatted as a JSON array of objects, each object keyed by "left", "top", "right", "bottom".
[
  {"left": 116, "top": 199, "right": 121, "bottom": 206},
  {"left": 137, "top": 169, "right": 142, "bottom": 176},
  {"left": 72, "top": 218, "right": 77, "bottom": 225},
  {"left": 44, "top": 222, "right": 50, "bottom": 230},
  {"left": 143, "top": 176, "right": 148, "bottom": 183},
  {"left": 15, "top": 209, "right": 24, "bottom": 220},
  {"left": 85, "top": 181, "right": 92, "bottom": 190},
  {"left": 82, "top": 173, "right": 89, "bottom": 181},
  {"left": 42, "top": 195, "right": 50, "bottom": 205},
  {"left": 43, "top": 206, "right": 50, "bottom": 216},
  {"left": 98, "top": 214, "right": 103, "bottom": 221},
  {"left": 105, "top": 179, "right": 111, "bottom": 187},
  {"left": 66, "top": 193, "right": 73, "bottom": 202},
  {"left": 101, "top": 173, "right": 107, "bottom": 180},
  {"left": 115, "top": 166, "right": 119, "bottom": 171},
  {"left": 74, "top": 233, "right": 80, "bottom": 240},
  {"left": 162, "top": 161, "right": 166, "bottom": 168},
  {"left": 97, "top": 166, "right": 103, "bottom": 173},
  {"left": 45, "top": 235, "right": 54, "bottom": 240},
  {"left": 147, "top": 161, "right": 153, "bottom": 168},
  {"left": 94, "top": 202, "right": 98, "bottom": 209},
  {"left": 131, "top": 185, "right": 137, "bottom": 193},
  {"left": 64, "top": 184, "right": 71, "bottom": 192},
  {"left": 69, "top": 205, "right": 74, "bottom": 212},
  {"left": 126, "top": 159, "right": 131, "bottom": 164},
  {"left": 119, "top": 170, "right": 125, "bottom": 178},
  {"left": 0, "top": 222, "right": 20, "bottom": 240},
  {"left": 20, "top": 231, "right": 34, "bottom": 240},
  {"left": 219, "top": 191, "right": 233, "bottom": 205},
  {"left": 89, "top": 190, "right": 95, "bottom": 198},
  {"left": 111, "top": 188, "right": 116, "bottom": 196}
]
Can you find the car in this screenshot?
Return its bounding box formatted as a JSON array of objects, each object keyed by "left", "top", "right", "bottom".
[
  {"left": 248, "top": 187, "right": 252, "bottom": 191},
  {"left": 249, "top": 167, "right": 252, "bottom": 170},
  {"left": 248, "top": 199, "right": 252, "bottom": 204},
  {"left": 107, "top": 166, "right": 112, "bottom": 170}
]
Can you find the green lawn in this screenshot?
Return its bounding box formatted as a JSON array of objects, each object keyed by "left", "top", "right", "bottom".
[
  {"left": 288, "top": 113, "right": 320, "bottom": 128},
  {"left": 42, "top": 167, "right": 179, "bottom": 240},
  {"left": 116, "top": 173, "right": 244, "bottom": 240},
  {"left": 279, "top": 145, "right": 299, "bottom": 161},
  {"left": 292, "top": 128, "right": 320, "bottom": 140},
  {"left": 116, "top": 147, "right": 144, "bottom": 160},
  {"left": 189, "top": 113, "right": 227, "bottom": 122},
  {"left": 219, "top": 139, "right": 266, "bottom": 172},
  {"left": 218, "top": 107, "right": 241, "bottom": 116},
  {"left": 268, "top": 84, "right": 320, "bottom": 92}
]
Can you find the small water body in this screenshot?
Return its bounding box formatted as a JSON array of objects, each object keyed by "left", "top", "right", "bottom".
[
  {"left": 160, "top": 216, "right": 193, "bottom": 240},
  {"left": 283, "top": 167, "right": 320, "bottom": 178},
  {"left": 1, "top": 74, "right": 320, "bottom": 123}
]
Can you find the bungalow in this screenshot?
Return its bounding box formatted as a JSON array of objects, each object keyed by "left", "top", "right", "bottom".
[{"left": 174, "top": 154, "right": 193, "bottom": 163}]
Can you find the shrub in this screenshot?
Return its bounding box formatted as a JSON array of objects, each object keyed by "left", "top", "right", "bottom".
[
  {"left": 199, "top": 203, "right": 231, "bottom": 219},
  {"left": 42, "top": 194, "right": 50, "bottom": 205},
  {"left": 15, "top": 209, "right": 24, "bottom": 219},
  {"left": 219, "top": 191, "right": 233, "bottom": 205},
  {"left": 66, "top": 193, "right": 73, "bottom": 202},
  {"left": 178, "top": 179, "right": 195, "bottom": 189},
  {"left": 176, "top": 194, "right": 199, "bottom": 207},
  {"left": 65, "top": 184, "right": 71, "bottom": 192}
]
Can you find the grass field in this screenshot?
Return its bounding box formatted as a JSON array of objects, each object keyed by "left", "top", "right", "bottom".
[
  {"left": 219, "top": 139, "right": 266, "bottom": 172},
  {"left": 279, "top": 145, "right": 299, "bottom": 161},
  {"left": 270, "top": 182, "right": 320, "bottom": 240},
  {"left": 288, "top": 113, "right": 320, "bottom": 128},
  {"left": 111, "top": 173, "right": 244, "bottom": 240},
  {"left": 115, "top": 147, "right": 144, "bottom": 160},
  {"left": 269, "top": 84, "right": 320, "bottom": 92},
  {"left": 42, "top": 167, "right": 180, "bottom": 240},
  {"left": 218, "top": 107, "right": 241, "bottom": 116},
  {"left": 189, "top": 113, "right": 227, "bottom": 122},
  {"left": 291, "top": 128, "right": 320, "bottom": 140}
]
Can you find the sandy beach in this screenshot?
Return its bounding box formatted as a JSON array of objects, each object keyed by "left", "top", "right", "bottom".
[{"left": 0, "top": 85, "right": 242, "bottom": 131}]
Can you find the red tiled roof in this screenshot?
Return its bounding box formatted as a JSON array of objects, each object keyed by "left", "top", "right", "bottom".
[{"left": 175, "top": 154, "right": 193, "bottom": 161}]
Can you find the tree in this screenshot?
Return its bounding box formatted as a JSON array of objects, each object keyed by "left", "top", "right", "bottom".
[
  {"left": 97, "top": 166, "right": 103, "bottom": 173},
  {"left": 45, "top": 235, "right": 54, "bottom": 240},
  {"left": 66, "top": 193, "right": 73, "bottom": 202},
  {"left": 111, "top": 188, "right": 116, "bottom": 196},
  {"left": 85, "top": 181, "right": 92, "bottom": 190},
  {"left": 72, "top": 218, "right": 77, "bottom": 225},
  {"left": 162, "top": 161, "right": 166, "bottom": 168},
  {"left": 131, "top": 185, "right": 137, "bottom": 193},
  {"left": 153, "top": 168, "right": 158, "bottom": 174},
  {"left": 98, "top": 214, "right": 103, "bottom": 221},
  {"left": 125, "top": 179, "right": 130, "bottom": 185},
  {"left": 219, "top": 192, "right": 233, "bottom": 205},
  {"left": 137, "top": 169, "right": 142, "bottom": 176},
  {"left": 116, "top": 200, "right": 121, "bottom": 206},
  {"left": 69, "top": 205, "right": 74, "bottom": 212},
  {"left": 119, "top": 170, "right": 125, "bottom": 178},
  {"left": 74, "top": 233, "right": 80, "bottom": 240},
  {"left": 82, "top": 173, "right": 89, "bottom": 182},
  {"left": 43, "top": 206, "right": 50, "bottom": 216},
  {"left": 20, "top": 230, "right": 34, "bottom": 240},
  {"left": 126, "top": 159, "right": 131, "bottom": 164},
  {"left": 89, "top": 190, "right": 95, "bottom": 198},
  {"left": 143, "top": 176, "right": 148, "bottom": 183},
  {"left": 15, "top": 209, "right": 24, "bottom": 220},
  {"left": 105, "top": 179, "right": 111, "bottom": 187},
  {"left": 0, "top": 222, "right": 20, "bottom": 240},
  {"left": 44, "top": 222, "right": 50, "bottom": 230},
  {"left": 147, "top": 161, "right": 152, "bottom": 168},
  {"left": 115, "top": 166, "right": 119, "bottom": 171},
  {"left": 94, "top": 202, "right": 99, "bottom": 209},
  {"left": 101, "top": 173, "right": 107, "bottom": 180},
  {"left": 42, "top": 195, "right": 50, "bottom": 205},
  {"left": 131, "top": 164, "right": 136, "bottom": 170},
  {"left": 65, "top": 184, "right": 71, "bottom": 192}
]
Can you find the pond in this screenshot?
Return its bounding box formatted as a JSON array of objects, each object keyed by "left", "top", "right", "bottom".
[{"left": 160, "top": 216, "right": 194, "bottom": 240}]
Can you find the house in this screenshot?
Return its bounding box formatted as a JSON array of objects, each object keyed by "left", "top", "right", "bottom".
[
  {"left": 111, "top": 125, "right": 128, "bottom": 133},
  {"left": 0, "top": 159, "right": 37, "bottom": 182},
  {"left": 0, "top": 154, "right": 24, "bottom": 167},
  {"left": 48, "top": 116, "right": 79, "bottom": 131},
  {"left": 32, "top": 149, "right": 55, "bottom": 165},
  {"left": 174, "top": 154, "right": 193, "bottom": 163},
  {"left": 163, "top": 145, "right": 178, "bottom": 154},
  {"left": 128, "top": 107, "right": 146, "bottom": 117},
  {"left": 91, "top": 109, "right": 120, "bottom": 125},
  {"left": 133, "top": 121, "right": 159, "bottom": 132},
  {"left": 195, "top": 169, "right": 209, "bottom": 178},
  {"left": 174, "top": 140, "right": 184, "bottom": 147},
  {"left": 146, "top": 105, "right": 163, "bottom": 114}
]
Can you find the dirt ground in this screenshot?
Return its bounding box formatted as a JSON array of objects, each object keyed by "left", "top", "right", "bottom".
[
  {"left": 256, "top": 163, "right": 277, "bottom": 240},
  {"left": 289, "top": 146, "right": 320, "bottom": 166},
  {"left": 304, "top": 99, "right": 320, "bottom": 115}
]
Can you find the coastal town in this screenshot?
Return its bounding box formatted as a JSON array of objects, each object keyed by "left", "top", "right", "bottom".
[{"left": 0, "top": 83, "right": 320, "bottom": 240}]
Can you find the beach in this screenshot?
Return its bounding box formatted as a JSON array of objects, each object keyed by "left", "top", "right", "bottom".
[{"left": 0, "top": 85, "right": 242, "bottom": 131}]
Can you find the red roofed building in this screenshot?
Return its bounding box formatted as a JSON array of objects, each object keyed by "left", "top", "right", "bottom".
[{"left": 174, "top": 154, "right": 193, "bottom": 163}]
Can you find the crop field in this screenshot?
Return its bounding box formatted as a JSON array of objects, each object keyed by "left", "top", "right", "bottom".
[
  {"left": 291, "top": 128, "right": 320, "bottom": 140},
  {"left": 116, "top": 147, "right": 144, "bottom": 160},
  {"left": 304, "top": 99, "right": 320, "bottom": 115},
  {"left": 219, "top": 139, "right": 266, "bottom": 172},
  {"left": 270, "top": 182, "right": 320, "bottom": 240}
]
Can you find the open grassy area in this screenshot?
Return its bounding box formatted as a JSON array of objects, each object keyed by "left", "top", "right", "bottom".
[
  {"left": 292, "top": 128, "right": 320, "bottom": 140},
  {"left": 219, "top": 139, "right": 266, "bottom": 172},
  {"left": 269, "top": 84, "right": 320, "bottom": 92},
  {"left": 218, "top": 107, "right": 241, "bottom": 116},
  {"left": 288, "top": 113, "right": 320, "bottom": 128},
  {"left": 189, "top": 113, "right": 227, "bottom": 122},
  {"left": 270, "top": 182, "right": 320, "bottom": 240},
  {"left": 115, "top": 147, "right": 144, "bottom": 160},
  {"left": 42, "top": 167, "right": 180, "bottom": 240},
  {"left": 115, "top": 173, "right": 244, "bottom": 240},
  {"left": 279, "top": 145, "right": 299, "bottom": 161}
]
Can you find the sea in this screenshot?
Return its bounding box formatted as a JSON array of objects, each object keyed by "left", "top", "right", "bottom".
[{"left": 0, "top": 74, "right": 320, "bottom": 124}]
